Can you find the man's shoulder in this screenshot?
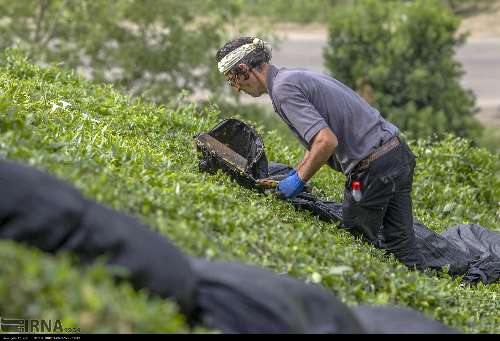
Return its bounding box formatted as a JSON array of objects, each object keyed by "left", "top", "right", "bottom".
[
  {"left": 275, "top": 68, "right": 332, "bottom": 90},
  {"left": 275, "top": 67, "right": 313, "bottom": 83},
  {"left": 272, "top": 68, "right": 311, "bottom": 98}
]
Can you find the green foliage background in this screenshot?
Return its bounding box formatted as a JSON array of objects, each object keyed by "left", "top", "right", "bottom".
[
  {"left": 0, "top": 50, "right": 498, "bottom": 333},
  {"left": 324, "top": 0, "right": 482, "bottom": 142},
  {"left": 0, "top": 0, "right": 240, "bottom": 103}
]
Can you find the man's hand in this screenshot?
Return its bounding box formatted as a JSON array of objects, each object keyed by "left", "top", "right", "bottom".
[{"left": 277, "top": 169, "right": 305, "bottom": 199}]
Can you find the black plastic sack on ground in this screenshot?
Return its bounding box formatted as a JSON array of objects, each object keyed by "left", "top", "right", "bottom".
[
  {"left": 0, "top": 159, "right": 458, "bottom": 333},
  {"left": 191, "top": 259, "right": 456, "bottom": 333},
  {"left": 191, "top": 259, "right": 457, "bottom": 333},
  {"left": 0, "top": 160, "right": 198, "bottom": 316},
  {"left": 442, "top": 224, "right": 500, "bottom": 283},
  {"left": 195, "top": 119, "right": 500, "bottom": 284},
  {"left": 191, "top": 259, "right": 364, "bottom": 333}
]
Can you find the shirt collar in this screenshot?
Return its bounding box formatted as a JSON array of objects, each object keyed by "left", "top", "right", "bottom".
[{"left": 266, "top": 64, "right": 279, "bottom": 99}]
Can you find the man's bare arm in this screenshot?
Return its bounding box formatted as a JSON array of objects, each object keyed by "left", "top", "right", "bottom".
[
  {"left": 297, "top": 150, "right": 310, "bottom": 170},
  {"left": 296, "top": 127, "right": 338, "bottom": 182}
]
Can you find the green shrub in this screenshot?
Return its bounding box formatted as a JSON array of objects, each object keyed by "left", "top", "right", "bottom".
[
  {"left": 478, "top": 126, "right": 500, "bottom": 155},
  {"left": 0, "top": 241, "right": 190, "bottom": 333},
  {"left": 324, "top": 0, "right": 482, "bottom": 141},
  {"left": 412, "top": 135, "right": 500, "bottom": 230},
  {"left": 0, "top": 49, "right": 499, "bottom": 333}
]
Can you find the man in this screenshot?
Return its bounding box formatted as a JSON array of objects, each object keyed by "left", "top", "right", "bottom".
[{"left": 216, "top": 37, "right": 424, "bottom": 270}]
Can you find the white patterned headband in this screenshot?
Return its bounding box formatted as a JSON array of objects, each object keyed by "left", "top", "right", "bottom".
[{"left": 217, "top": 38, "right": 272, "bottom": 74}]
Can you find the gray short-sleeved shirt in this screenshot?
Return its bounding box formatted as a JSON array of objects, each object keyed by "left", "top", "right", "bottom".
[{"left": 266, "top": 65, "right": 399, "bottom": 174}]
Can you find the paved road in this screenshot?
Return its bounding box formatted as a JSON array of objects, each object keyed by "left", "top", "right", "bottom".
[{"left": 269, "top": 33, "right": 500, "bottom": 125}]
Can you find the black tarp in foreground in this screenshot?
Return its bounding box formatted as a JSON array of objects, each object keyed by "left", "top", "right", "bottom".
[{"left": 196, "top": 118, "right": 500, "bottom": 285}]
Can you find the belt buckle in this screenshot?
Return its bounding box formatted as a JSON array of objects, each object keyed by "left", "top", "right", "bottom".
[{"left": 358, "top": 159, "right": 369, "bottom": 171}]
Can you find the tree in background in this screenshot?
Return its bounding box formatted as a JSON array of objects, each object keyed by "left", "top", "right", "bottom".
[
  {"left": 0, "top": 0, "right": 240, "bottom": 103},
  {"left": 324, "top": 0, "right": 482, "bottom": 141}
]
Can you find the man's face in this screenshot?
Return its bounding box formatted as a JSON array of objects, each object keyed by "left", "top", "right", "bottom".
[{"left": 225, "top": 66, "right": 264, "bottom": 97}]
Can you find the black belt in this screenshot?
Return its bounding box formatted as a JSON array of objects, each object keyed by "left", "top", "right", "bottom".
[{"left": 355, "top": 136, "right": 400, "bottom": 171}]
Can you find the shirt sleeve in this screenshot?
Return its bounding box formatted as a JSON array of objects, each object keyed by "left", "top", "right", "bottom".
[{"left": 276, "top": 82, "right": 329, "bottom": 144}]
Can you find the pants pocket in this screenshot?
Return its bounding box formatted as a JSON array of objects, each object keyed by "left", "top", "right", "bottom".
[{"left": 343, "top": 182, "right": 387, "bottom": 245}]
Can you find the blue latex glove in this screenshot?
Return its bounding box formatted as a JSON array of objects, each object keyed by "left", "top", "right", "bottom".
[{"left": 277, "top": 169, "right": 305, "bottom": 199}]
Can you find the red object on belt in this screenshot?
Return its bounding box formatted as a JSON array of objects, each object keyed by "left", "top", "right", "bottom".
[{"left": 352, "top": 181, "right": 361, "bottom": 190}]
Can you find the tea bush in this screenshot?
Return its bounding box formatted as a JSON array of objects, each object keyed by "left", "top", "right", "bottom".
[
  {"left": 0, "top": 49, "right": 498, "bottom": 333},
  {"left": 0, "top": 240, "right": 190, "bottom": 333}
]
